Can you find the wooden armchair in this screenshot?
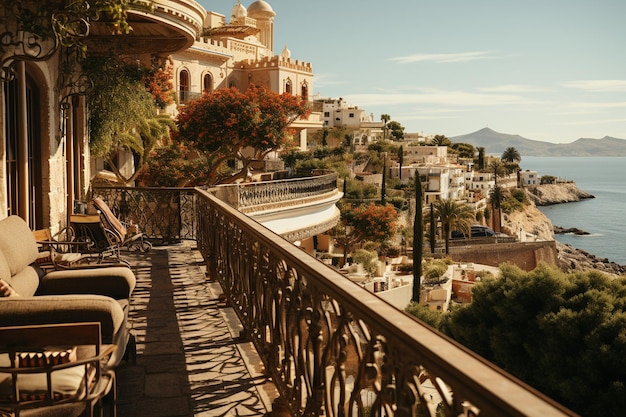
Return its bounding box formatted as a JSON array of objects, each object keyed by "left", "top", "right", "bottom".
[{"left": 0, "top": 322, "right": 116, "bottom": 417}]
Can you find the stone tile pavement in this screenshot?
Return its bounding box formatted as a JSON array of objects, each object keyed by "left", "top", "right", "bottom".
[{"left": 114, "top": 242, "right": 278, "bottom": 417}]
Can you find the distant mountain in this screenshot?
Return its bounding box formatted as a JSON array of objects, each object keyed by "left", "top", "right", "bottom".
[{"left": 450, "top": 127, "right": 626, "bottom": 156}]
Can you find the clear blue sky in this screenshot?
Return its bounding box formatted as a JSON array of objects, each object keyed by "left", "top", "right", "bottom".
[{"left": 200, "top": 1, "right": 626, "bottom": 143}]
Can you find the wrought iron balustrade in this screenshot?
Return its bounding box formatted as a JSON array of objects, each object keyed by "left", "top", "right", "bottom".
[
  {"left": 194, "top": 188, "right": 576, "bottom": 417},
  {"left": 91, "top": 183, "right": 574, "bottom": 416},
  {"left": 92, "top": 186, "right": 197, "bottom": 243},
  {"left": 214, "top": 172, "right": 339, "bottom": 213}
]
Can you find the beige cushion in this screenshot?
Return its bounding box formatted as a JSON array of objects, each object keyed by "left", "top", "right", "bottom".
[
  {"left": 0, "top": 216, "right": 39, "bottom": 275},
  {"left": 0, "top": 250, "right": 10, "bottom": 282},
  {"left": 6, "top": 267, "right": 40, "bottom": 297},
  {"left": 0, "top": 353, "right": 90, "bottom": 400}
]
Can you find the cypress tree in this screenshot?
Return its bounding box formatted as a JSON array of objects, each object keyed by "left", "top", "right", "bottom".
[{"left": 412, "top": 173, "right": 423, "bottom": 302}]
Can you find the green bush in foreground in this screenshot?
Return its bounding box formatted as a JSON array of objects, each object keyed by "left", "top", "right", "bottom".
[{"left": 441, "top": 263, "right": 626, "bottom": 417}]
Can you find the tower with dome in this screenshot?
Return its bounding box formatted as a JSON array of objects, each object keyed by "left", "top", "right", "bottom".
[{"left": 166, "top": 1, "right": 318, "bottom": 148}]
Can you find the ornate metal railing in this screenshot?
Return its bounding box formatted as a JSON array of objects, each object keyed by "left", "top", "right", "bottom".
[
  {"left": 92, "top": 186, "right": 198, "bottom": 243},
  {"left": 194, "top": 188, "right": 576, "bottom": 417},
  {"left": 214, "top": 172, "right": 339, "bottom": 213}
]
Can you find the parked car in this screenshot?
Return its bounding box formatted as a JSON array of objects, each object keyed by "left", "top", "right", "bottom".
[{"left": 451, "top": 225, "right": 496, "bottom": 239}]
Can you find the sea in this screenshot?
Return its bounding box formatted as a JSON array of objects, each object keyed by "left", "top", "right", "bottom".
[{"left": 521, "top": 156, "right": 626, "bottom": 266}]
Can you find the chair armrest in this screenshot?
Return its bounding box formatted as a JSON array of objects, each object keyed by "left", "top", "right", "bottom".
[
  {"left": 0, "top": 296, "right": 125, "bottom": 345},
  {"left": 37, "top": 267, "right": 136, "bottom": 300},
  {"left": 37, "top": 239, "right": 94, "bottom": 253}
]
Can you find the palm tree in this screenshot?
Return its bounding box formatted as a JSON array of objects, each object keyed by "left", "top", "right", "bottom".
[
  {"left": 380, "top": 114, "right": 390, "bottom": 140},
  {"left": 431, "top": 134, "right": 451, "bottom": 147},
  {"left": 489, "top": 159, "right": 505, "bottom": 185},
  {"left": 432, "top": 199, "right": 475, "bottom": 255},
  {"left": 501, "top": 147, "right": 521, "bottom": 164}
]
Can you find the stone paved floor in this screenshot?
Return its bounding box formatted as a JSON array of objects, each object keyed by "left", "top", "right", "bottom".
[{"left": 114, "top": 242, "right": 277, "bottom": 417}]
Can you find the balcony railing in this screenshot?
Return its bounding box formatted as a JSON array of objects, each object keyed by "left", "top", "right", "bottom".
[
  {"left": 93, "top": 186, "right": 197, "bottom": 243},
  {"left": 96, "top": 184, "right": 576, "bottom": 416},
  {"left": 213, "top": 172, "right": 339, "bottom": 214}
]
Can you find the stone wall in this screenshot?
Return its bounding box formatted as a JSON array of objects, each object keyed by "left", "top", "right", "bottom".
[{"left": 449, "top": 241, "right": 558, "bottom": 271}]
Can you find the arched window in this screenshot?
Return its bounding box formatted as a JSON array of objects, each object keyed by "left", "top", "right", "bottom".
[
  {"left": 179, "top": 69, "right": 189, "bottom": 103},
  {"left": 203, "top": 73, "right": 213, "bottom": 93},
  {"left": 285, "top": 79, "right": 292, "bottom": 94},
  {"left": 301, "top": 82, "right": 308, "bottom": 100}
]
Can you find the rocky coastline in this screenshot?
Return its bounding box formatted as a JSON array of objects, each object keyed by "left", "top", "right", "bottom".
[
  {"left": 525, "top": 182, "right": 595, "bottom": 206},
  {"left": 502, "top": 183, "right": 626, "bottom": 276}
]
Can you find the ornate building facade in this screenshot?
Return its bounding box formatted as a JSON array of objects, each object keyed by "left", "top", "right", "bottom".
[{"left": 166, "top": 1, "right": 321, "bottom": 149}]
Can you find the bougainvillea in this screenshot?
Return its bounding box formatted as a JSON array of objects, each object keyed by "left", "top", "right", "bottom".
[
  {"left": 142, "top": 58, "right": 175, "bottom": 109},
  {"left": 175, "top": 85, "right": 310, "bottom": 184}
]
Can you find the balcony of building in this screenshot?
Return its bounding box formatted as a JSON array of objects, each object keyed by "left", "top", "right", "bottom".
[{"left": 91, "top": 177, "right": 577, "bottom": 417}]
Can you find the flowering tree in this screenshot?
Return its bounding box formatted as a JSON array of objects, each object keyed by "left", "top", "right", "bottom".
[
  {"left": 333, "top": 202, "right": 399, "bottom": 265},
  {"left": 175, "top": 85, "right": 310, "bottom": 184},
  {"left": 142, "top": 57, "right": 175, "bottom": 109}
]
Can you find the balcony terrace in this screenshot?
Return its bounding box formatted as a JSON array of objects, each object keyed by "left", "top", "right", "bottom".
[{"left": 95, "top": 178, "right": 577, "bottom": 417}]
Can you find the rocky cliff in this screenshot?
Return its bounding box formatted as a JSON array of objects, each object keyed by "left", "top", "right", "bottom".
[
  {"left": 500, "top": 186, "right": 626, "bottom": 276},
  {"left": 525, "top": 183, "right": 594, "bottom": 206}
]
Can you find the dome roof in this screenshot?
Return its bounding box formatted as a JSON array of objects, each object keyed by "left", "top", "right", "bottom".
[
  {"left": 281, "top": 44, "right": 291, "bottom": 59},
  {"left": 247, "top": 1, "right": 276, "bottom": 18},
  {"left": 231, "top": 1, "right": 248, "bottom": 19}
]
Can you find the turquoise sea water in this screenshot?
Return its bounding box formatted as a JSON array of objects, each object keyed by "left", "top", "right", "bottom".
[{"left": 521, "top": 157, "right": 626, "bottom": 266}]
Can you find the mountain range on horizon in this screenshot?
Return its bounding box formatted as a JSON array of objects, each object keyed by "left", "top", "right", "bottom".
[{"left": 450, "top": 127, "right": 626, "bottom": 157}]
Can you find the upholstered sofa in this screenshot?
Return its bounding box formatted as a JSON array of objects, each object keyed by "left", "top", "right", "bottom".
[{"left": 0, "top": 215, "right": 136, "bottom": 368}]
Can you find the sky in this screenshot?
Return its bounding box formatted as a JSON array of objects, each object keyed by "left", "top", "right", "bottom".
[{"left": 199, "top": 0, "right": 626, "bottom": 143}]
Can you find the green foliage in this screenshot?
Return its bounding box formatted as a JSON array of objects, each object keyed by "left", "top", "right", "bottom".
[
  {"left": 387, "top": 120, "right": 405, "bottom": 140},
  {"left": 280, "top": 148, "right": 311, "bottom": 171},
  {"left": 405, "top": 302, "right": 445, "bottom": 328},
  {"left": 541, "top": 175, "right": 557, "bottom": 184},
  {"left": 388, "top": 196, "right": 409, "bottom": 211},
  {"left": 85, "top": 57, "right": 173, "bottom": 183},
  {"left": 450, "top": 142, "right": 476, "bottom": 158},
  {"left": 503, "top": 161, "right": 521, "bottom": 174},
  {"left": 431, "top": 199, "right": 476, "bottom": 254},
  {"left": 294, "top": 158, "right": 331, "bottom": 177},
  {"left": 475, "top": 147, "right": 486, "bottom": 170},
  {"left": 423, "top": 263, "right": 448, "bottom": 283},
  {"left": 501, "top": 146, "right": 521, "bottom": 163},
  {"left": 88, "top": 68, "right": 156, "bottom": 157},
  {"left": 367, "top": 142, "right": 400, "bottom": 154},
  {"left": 344, "top": 179, "right": 378, "bottom": 200},
  {"left": 443, "top": 263, "right": 626, "bottom": 416},
  {"left": 430, "top": 134, "right": 451, "bottom": 147},
  {"left": 500, "top": 188, "right": 530, "bottom": 213},
  {"left": 353, "top": 249, "right": 379, "bottom": 276},
  {"left": 136, "top": 141, "right": 209, "bottom": 187},
  {"left": 413, "top": 171, "right": 424, "bottom": 302}
]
